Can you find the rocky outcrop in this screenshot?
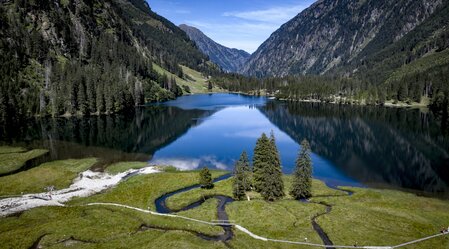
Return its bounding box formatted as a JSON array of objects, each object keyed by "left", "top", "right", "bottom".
[{"left": 242, "top": 0, "right": 445, "bottom": 77}]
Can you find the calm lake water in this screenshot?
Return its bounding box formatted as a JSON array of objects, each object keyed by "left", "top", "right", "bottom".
[{"left": 1, "top": 93, "right": 448, "bottom": 196}]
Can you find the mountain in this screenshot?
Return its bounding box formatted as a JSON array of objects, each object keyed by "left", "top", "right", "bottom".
[
  {"left": 242, "top": 0, "right": 449, "bottom": 80},
  {"left": 180, "top": 24, "right": 250, "bottom": 73},
  {"left": 0, "top": 0, "right": 215, "bottom": 121}
]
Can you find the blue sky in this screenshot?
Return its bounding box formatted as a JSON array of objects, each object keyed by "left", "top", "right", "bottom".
[{"left": 148, "top": 0, "right": 316, "bottom": 53}]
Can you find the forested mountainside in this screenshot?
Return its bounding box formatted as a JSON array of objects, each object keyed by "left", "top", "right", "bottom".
[
  {"left": 179, "top": 24, "right": 250, "bottom": 73},
  {"left": 226, "top": 0, "right": 449, "bottom": 112},
  {"left": 0, "top": 0, "right": 216, "bottom": 122}
]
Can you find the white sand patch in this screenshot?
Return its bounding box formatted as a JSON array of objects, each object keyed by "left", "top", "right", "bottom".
[{"left": 0, "top": 166, "right": 159, "bottom": 217}]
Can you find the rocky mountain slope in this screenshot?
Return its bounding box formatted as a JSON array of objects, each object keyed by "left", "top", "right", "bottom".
[
  {"left": 242, "top": 0, "right": 449, "bottom": 79},
  {"left": 180, "top": 24, "right": 250, "bottom": 73}
]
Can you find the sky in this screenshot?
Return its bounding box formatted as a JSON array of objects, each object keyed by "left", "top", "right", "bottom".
[{"left": 148, "top": 0, "right": 316, "bottom": 54}]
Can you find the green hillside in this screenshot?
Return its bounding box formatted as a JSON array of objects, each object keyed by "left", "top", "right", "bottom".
[
  {"left": 153, "top": 63, "right": 223, "bottom": 94},
  {"left": 0, "top": 0, "right": 216, "bottom": 122}
]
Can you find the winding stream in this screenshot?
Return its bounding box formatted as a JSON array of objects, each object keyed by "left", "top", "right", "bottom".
[
  {"left": 154, "top": 174, "right": 234, "bottom": 242},
  {"left": 306, "top": 188, "right": 354, "bottom": 248},
  {"left": 154, "top": 174, "right": 353, "bottom": 247}
]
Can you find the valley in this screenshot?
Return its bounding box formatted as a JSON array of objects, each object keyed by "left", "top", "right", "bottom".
[{"left": 1, "top": 0, "right": 449, "bottom": 248}]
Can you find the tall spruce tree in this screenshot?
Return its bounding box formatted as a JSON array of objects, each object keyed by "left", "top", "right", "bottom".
[
  {"left": 253, "top": 132, "right": 285, "bottom": 201},
  {"left": 290, "top": 139, "right": 313, "bottom": 199},
  {"left": 269, "top": 131, "right": 282, "bottom": 175},
  {"left": 260, "top": 131, "right": 285, "bottom": 201},
  {"left": 199, "top": 167, "right": 214, "bottom": 189},
  {"left": 252, "top": 133, "right": 271, "bottom": 192},
  {"left": 233, "top": 151, "right": 252, "bottom": 200}
]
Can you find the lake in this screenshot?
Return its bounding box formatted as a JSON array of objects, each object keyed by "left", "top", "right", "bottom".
[{"left": 1, "top": 93, "right": 448, "bottom": 196}]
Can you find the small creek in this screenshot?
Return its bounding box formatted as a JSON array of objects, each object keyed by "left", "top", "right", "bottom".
[
  {"left": 154, "top": 174, "right": 354, "bottom": 247},
  {"left": 154, "top": 174, "right": 234, "bottom": 242}
]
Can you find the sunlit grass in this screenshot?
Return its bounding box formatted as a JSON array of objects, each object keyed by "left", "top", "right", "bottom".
[
  {"left": 314, "top": 187, "right": 449, "bottom": 249},
  {"left": 0, "top": 146, "right": 48, "bottom": 175},
  {"left": 104, "top": 161, "right": 149, "bottom": 174},
  {"left": 70, "top": 171, "right": 228, "bottom": 210},
  {"left": 1, "top": 165, "right": 448, "bottom": 249},
  {"left": 0, "top": 205, "right": 226, "bottom": 249},
  {"left": 0, "top": 158, "right": 97, "bottom": 196}
]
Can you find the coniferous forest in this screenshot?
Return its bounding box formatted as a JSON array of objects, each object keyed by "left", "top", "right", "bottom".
[
  {"left": 0, "top": 0, "right": 217, "bottom": 123},
  {"left": 211, "top": 1, "right": 449, "bottom": 117}
]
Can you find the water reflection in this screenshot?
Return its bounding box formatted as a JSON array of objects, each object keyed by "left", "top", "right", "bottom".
[
  {"left": 0, "top": 106, "right": 214, "bottom": 166},
  {"left": 260, "top": 101, "right": 449, "bottom": 194},
  {"left": 1, "top": 94, "right": 448, "bottom": 195},
  {"left": 150, "top": 105, "right": 361, "bottom": 187}
]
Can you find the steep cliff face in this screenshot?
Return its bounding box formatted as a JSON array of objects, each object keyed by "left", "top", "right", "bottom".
[
  {"left": 242, "top": 0, "right": 445, "bottom": 77},
  {"left": 180, "top": 24, "right": 250, "bottom": 73}
]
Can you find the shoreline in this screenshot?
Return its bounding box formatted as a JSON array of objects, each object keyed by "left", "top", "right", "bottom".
[
  {"left": 2, "top": 166, "right": 447, "bottom": 217},
  {"left": 0, "top": 166, "right": 159, "bottom": 217}
]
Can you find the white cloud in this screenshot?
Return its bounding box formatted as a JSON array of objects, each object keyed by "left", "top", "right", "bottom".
[
  {"left": 151, "top": 156, "right": 229, "bottom": 171},
  {"left": 152, "top": 158, "right": 201, "bottom": 171},
  {"left": 223, "top": 5, "right": 306, "bottom": 24}
]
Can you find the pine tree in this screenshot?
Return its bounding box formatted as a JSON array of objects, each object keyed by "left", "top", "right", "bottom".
[
  {"left": 233, "top": 151, "right": 252, "bottom": 200},
  {"left": 208, "top": 81, "right": 213, "bottom": 91},
  {"left": 269, "top": 131, "right": 281, "bottom": 174},
  {"left": 260, "top": 132, "right": 285, "bottom": 201},
  {"left": 77, "top": 79, "right": 87, "bottom": 115},
  {"left": 252, "top": 133, "right": 271, "bottom": 192},
  {"left": 253, "top": 132, "right": 285, "bottom": 201},
  {"left": 199, "top": 167, "right": 214, "bottom": 189},
  {"left": 290, "top": 139, "right": 313, "bottom": 199}
]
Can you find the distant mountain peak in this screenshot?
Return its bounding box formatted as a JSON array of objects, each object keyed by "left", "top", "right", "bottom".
[{"left": 180, "top": 24, "right": 250, "bottom": 73}]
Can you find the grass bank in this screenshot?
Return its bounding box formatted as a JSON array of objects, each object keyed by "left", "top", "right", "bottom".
[
  {"left": 0, "top": 158, "right": 97, "bottom": 196},
  {"left": 70, "top": 170, "right": 228, "bottom": 210},
  {"left": 164, "top": 175, "right": 449, "bottom": 248},
  {"left": 1, "top": 162, "right": 448, "bottom": 249},
  {"left": 313, "top": 187, "right": 449, "bottom": 248},
  {"left": 0, "top": 168, "right": 230, "bottom": 248},
  {"left": 0, "top": 146, "right": 48, "bottom": 175},
  {"left": 104, "top": 161, "right": 149, "bottom": 174}
]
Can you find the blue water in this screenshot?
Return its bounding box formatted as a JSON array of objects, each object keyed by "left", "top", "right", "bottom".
[
  {"left": 151, "top": 94, "right": 362, "bottom": 187},
  {"left": 5, "top": 93, "right": 446, "bottom": 193}
]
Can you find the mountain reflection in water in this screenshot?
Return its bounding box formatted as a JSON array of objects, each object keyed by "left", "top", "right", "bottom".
[{"left": 1, "top": 94, "right": 448, "bottom": 196}]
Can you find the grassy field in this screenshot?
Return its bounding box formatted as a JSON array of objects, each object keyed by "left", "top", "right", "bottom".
[
  {"left": 165, "top": 176, "right": 343, "bottom": 210},
  {"left": 152, "top": 63, "right": 223, "bottom": 94},
  {"left": 0, "top": 146, "right": 48, "bottom": 175},
  {"left": 1, "top": 159, "right": 448, "bottom": 249},
  {"left": 313, "top": 187, "right": 449, "bottom": 249},
  {"left": 0, "top": 169, "right": 230, "bottom": 248},
  {"left": 70, "top": 170, "right": 228, "bottom": 210},
  {"left": 0, "top": 146, "right": 28, "bottom": 154},
  {"left": 0, "top": 205, "right": 226, "bottom": 249},
  {"left": 163, "top": 175, "right": 449, "bottom": 249},
  {"left": 104, "top": 161, "right": 149, "bottom": 174},
  {"left": 0, "top": 158, "right": 97, "bottom": 196}
]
